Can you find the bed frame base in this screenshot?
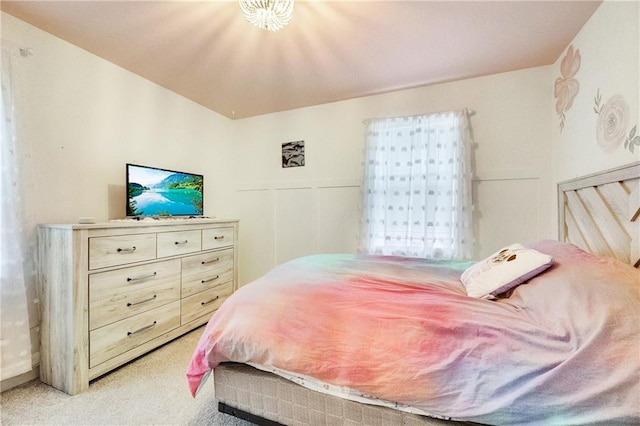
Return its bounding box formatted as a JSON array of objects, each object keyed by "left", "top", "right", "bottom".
[{"left": 218, "top": 401, "right": 284, "bottom": 426}]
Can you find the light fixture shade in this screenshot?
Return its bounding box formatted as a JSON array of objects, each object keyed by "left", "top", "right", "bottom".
[{"left": 239, "top": 0, "right": 294, "bottom": 32}]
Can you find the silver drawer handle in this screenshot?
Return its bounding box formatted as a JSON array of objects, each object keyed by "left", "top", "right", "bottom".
[
  {"left": 174, "top": 240, "right": 188, "bottom": 245},
  {"left": 201, "top": 275, "right": 219, "bottom": 284},
  {"left": 127, "top": 272, "right": 157, "bottom": 282},
  {"left": 127, "top": 294, "right": 157, "bottom": 307},
  {"left": 214, "top": 236, "right": 225, "bottom": 240},
  {"left": 201, "top": 296, "right": 220, "bottom": 306},
  {"left": 201, "top": 257, "right": 220, "bottom": 265},
  {"left": 117, "top": 246, "right": 136, "bottom": 253},
  {"left": 127, "top": 321, "right": 157, "bottom": 336}
]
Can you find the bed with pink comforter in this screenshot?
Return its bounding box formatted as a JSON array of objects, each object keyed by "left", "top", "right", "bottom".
[{"left": 187, "top": 240, "right": 640, "bottom": 425}]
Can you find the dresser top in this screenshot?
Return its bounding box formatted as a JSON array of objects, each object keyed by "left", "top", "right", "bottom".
[{"left": 39, "top": 218, "right": 238, "bottom": 230}]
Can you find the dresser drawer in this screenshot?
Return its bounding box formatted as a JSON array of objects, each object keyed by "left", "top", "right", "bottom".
[
  {"left": 202, "top": 227, "right": 234, "bottom": 250},
  {"left": 181, "top": 249, "right": 234, "bottom": 298},
  {"left": 89, "top": 260, "right": 181, "bottom": 330},
  {"left": 181, "top": 282, "right": 233, "bottom": 325},
  {"left": 89, "top": 301, "right": 180, "bottom": 368},
  {"left": 89, "top": 234, "right": 156, "bottom": 270},
  {"left": 157, "top": 230, "right": 201, "bottom": 258}
]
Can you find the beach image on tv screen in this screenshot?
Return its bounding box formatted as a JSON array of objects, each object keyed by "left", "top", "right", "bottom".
[{"left": 127, "top": 165, "right": 203, "bottom": 216}]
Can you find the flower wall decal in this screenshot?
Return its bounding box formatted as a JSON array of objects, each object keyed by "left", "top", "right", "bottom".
[
  {"left": 554, "top": 45, "right": 581, "bottom": 132},
  {"left": 594, "top": 89, "right": 640, "bottom": 153}
]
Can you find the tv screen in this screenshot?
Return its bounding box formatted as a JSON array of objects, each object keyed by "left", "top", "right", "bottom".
[{"left": 126, "top": 163, "right": 203, "bottom": 217}]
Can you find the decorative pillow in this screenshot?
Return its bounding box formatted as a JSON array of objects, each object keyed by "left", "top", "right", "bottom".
[{"left": 460, "top": 243, "right": 554, "bottom": 298}]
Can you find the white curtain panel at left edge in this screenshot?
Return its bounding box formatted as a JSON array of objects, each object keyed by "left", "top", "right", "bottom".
[{"left": 1, "top": 43, "right": 33, "bottom": 380}]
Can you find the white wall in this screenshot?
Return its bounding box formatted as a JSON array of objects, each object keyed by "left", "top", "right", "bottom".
[
  {"left": 3, "top": 13, "right": 235, "bottom": 226},
  {"left": 233, "top": 66, "right": 554, "bottom": 284}
]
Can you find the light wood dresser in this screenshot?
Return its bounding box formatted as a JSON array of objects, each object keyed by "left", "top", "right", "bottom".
[{"left": 37, "top": 219, "right": 238, "bottom": 395}]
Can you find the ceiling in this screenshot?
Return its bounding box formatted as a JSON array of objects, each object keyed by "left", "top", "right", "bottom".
[{"left": 1, "top": 0, "right": 602, "bottom": 119}]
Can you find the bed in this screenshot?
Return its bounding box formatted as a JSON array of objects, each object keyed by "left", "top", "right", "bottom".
[{"left": 187, "top": 162, "right": 640, "bottom": 425}]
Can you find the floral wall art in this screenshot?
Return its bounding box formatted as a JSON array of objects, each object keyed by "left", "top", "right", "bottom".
[
  {"left": 594, "top": 90, "right": 640, "bottom": 153},
  {"left": 554, "top": 45, "right": 581, "bottom": 132}
]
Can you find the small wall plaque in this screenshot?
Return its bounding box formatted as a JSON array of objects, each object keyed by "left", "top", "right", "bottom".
[{"left": 282, "top": 140, "right": 305, "bottom": 168}]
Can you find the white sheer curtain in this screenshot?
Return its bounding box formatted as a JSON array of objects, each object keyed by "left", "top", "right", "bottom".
[
  {"left": 359, "top": 110, "right": 474, "bottom": 260},
  {"left": 1, "top": 43, "right": 33, "bottom": 380}
]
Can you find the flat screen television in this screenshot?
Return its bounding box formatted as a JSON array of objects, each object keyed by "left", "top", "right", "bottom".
[{"left": 126, "top": 163, "right": 203, "bottom": 217}]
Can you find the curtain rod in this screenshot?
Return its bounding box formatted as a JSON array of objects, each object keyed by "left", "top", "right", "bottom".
[{"left": 363, "top": 108, "right": 476, "bottom": 124}]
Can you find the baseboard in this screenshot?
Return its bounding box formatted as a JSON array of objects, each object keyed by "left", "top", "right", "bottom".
[{"left": 1, "top": 367, "right": 39, "bottom": 393}]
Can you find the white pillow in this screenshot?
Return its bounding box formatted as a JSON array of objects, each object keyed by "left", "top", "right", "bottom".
[{"left": 461, "top": 243, "right": 554, "bottom": 299}]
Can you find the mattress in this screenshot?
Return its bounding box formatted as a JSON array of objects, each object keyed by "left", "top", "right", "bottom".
[{"left": 214, "top": 363, "right": 470, "bottom": 426}]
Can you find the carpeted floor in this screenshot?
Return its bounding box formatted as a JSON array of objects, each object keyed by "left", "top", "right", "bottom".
[{"left": 0, "top": 327, "right": 252, "bottom": 426}]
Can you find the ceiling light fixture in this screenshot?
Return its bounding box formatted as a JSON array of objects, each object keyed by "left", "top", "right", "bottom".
[{"left": 239, "top": 0, "right": 294, "bottom": 32}]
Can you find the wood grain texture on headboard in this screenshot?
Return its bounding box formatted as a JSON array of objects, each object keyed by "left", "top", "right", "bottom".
[{"left": 558, "top": 162, "right": 640, "bottom": 268}]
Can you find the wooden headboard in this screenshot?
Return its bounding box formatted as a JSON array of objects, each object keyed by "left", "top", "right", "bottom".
[{"left": 558, "top": 162, "right": 640, "bottom": 268}]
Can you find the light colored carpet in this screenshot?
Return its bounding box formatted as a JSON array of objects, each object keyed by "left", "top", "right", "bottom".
[{"left": 0, "top": 327, "right": 252, "bottom": 426}]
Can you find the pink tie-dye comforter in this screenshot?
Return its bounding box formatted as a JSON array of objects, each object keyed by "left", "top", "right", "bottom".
[{"left": 187, "top": 240, "right": 640, "bottom": 425}]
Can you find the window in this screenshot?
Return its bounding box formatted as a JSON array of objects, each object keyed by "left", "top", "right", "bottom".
[{"left": 359, "top": 110, "right": 473, "bottom": 259}]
